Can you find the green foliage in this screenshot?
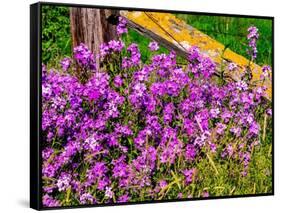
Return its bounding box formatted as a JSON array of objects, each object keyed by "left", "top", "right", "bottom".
[
  {"left": 175, "top": 14, "right": 273, "bottom": 66},
  {"left": 42, "top": 5, "right": 71, "bottom": 66}
]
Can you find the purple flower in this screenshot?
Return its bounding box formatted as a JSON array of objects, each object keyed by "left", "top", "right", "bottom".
[
  {"left": 100, "top": 43, "right": 110, "bottom": 57},
  {"left": 178, "top": 193, "right": 183, "bottom": 199},
  {"left": 43, "top": 195, "right": 60, "bottom": 207},
  {"left": 209, "top": 142, "right": 217, "bottom": 153},
  {"left": 261, "top": 65, "right": 271, "bottom": 80},
  {"left": 240, "top": 152, "right": 251, "bottom": 176},
  {"left": 73, "top": 43, "right": 95, "bottom": 70},
  {"left": 216, "top": 123, "right": 227, "bottom": 135},
  {"left": 100, "top": 40, "right": 125, "bottom": 57},
  {"left": 247, "top": 26, "right": 259, "bottom": 60},
  {"left": 115, "top": 124, "right": 133, "bottom": 136},
  {"left": 183, "top": 119, "right": 195, "bottom": 136},
  {"left": 117, "top": 16, "right": 128, "bottom": 36},
  {"left": 117, "top": 194, "right": 130, "bottom": 203},
  {"left": 93, "top": 162, "right": 108, "bottom": 178},
  {"left": 150, "top": 82, "right": 165, "bottom": 96},
  {"left": 195, "top": 110, "right": 209, "bottom": 131},
  {"left": 226, "top": 144, "right": 234, "bottom": 157},
  {"left": 60, "top": 57, "right": 71, "bottom": 71},
  {"left": 194, "top": 130, "right": 210, "bottom": 147},
  {"left": 159, "top": 180, "right": 168, "bottom": 188},
  {"left": 114, "top": 75, "right": 123, "bottom": 88},
  {"left": 122, "top": 43, "right": 141, "bottom": 69},
  {"left": 108, "top": 40, "right": 125, "bottom": 52},
  {"left": 202, "top": 191, "right": 209, "bottom": 197},
  {"left": 185, "top": 144, "right": 196, "bottom": 161},
  {"left": 86, "top": 162, "right": 108, "bottom": 186},
  {"left": 42, "top": 148, "right": 54, "bottom": 160},
  {"left": 266, "top": 108, "right": 272, "bottom": 116},
  {"left": 80, "top": 193, "right": 94, "bottom": 204},
  {"left": 42, "top": 163, "right": 56, "bottom": 178},
  {"left": 105, "top": 187, "right": 114, "bottom": 199},
  {"left": 159, "top": 127, "right": 183, "bottom": 164},
  {"left": 152, "top": 52, "right": 176, "bottom": 70},
  {"left": 84, "top": 134, "right": 101, "bottom": 152},
  {"left": 228, "top": 62, "right": 238, "bottom": 71},
  {"left": 187, "top": 46, "right": 215, "bottom": 78},
  {"left": 56, "top": 172, "right": 71, "bottom": 191},
  {"left": 230, "top": 126, "right": 241, "bottom": 137},
  {"left": 262, "top": 65, "right": 271, "bottom": 73},
  {"left": 163, "top": 103, "right": 174, "bottom": 123},
  {"left": 249, "top": 122, "right": 260, "bottom": 135},
  {"left": 98, "top": 177, "right": 110, "bottom": 190},
  {"left": 210, "top": 108, "right": 220, "bottom": 118},
  {"left": 183, "top": 168, "right": 195, "bottom": 185},
  {"left": 221, "top": 110, "right": 233, "bottom": 123},
  {"left": 148, "top": 41, "right": 159, "bottom": 51},
  {"left": 236, "top": 81, "right": 248, "bottom": 91}
]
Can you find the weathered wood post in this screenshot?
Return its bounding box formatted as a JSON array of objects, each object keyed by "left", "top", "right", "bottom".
[{"left": 70, "top": 8, "right": 119, "bottom": 69}]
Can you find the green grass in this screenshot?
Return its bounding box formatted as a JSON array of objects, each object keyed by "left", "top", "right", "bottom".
[
  {"left": 175, "top": 14, "right": 272, "bottom": 66},
  {"left": 122, "top": 29, "right": 170, "bottom": 62}
]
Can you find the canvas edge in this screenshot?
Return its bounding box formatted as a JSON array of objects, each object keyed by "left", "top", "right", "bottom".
[
  {"left": 30, "top": 2, "right": 42, "bottom": 210},
  {"left": 30, "top": 1, "right": 274, "bottom": 210}
]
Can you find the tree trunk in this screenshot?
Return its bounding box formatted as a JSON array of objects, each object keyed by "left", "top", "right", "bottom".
[{"left": 70, "top": 8, "right": 119, "bottom": 69}]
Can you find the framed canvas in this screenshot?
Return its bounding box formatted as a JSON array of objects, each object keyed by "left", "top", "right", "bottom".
[{"left": 30, "top": 2, "right": 274, "bottom": 210}]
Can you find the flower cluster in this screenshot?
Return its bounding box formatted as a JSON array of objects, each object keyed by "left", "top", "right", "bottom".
[
  {"left": 247, "top": 26, "right": 259, "bottom": 60},
  {"left": 261, "top": 65, "right": 272, "bottom": 80},
  {"left": 60, "top": 57, "right": 72, "bottom": 71},
  {"left": 73, "top": 43, "right": 96, "bottom": 70},
  {"left": 122, "top": 43, "right": 141, "bottom": 69},
  {"left": 42, "top": 20, "right": 272, "bottom": 207},
  {"left": 117, "top": 16, "right": 128, "bottom": 36},
  {"left": 100, "top": 40, "right": 125, "bottom": 58}
]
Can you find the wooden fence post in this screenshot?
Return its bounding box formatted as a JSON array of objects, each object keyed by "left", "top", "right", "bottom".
[{"left": 70, "top": 8, "right": 119, "bottom": 69}]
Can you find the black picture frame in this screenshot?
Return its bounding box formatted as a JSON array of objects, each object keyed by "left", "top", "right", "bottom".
[{"left": 30, "top": 2, "right": 274, "bottom": 210}]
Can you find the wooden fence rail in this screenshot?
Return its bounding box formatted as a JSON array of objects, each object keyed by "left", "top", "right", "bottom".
[{"left": 120, "top": 11, "right": 271, "bottom": 100}]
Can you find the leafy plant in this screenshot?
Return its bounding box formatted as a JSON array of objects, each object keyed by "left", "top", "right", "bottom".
[{"left": 42, "top": 6, "right": 71, "bottom": 66}]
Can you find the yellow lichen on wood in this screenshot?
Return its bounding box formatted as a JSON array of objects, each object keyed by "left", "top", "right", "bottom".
[{"left": 120, "top": 11, "right": 271, "bottom": 100}]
